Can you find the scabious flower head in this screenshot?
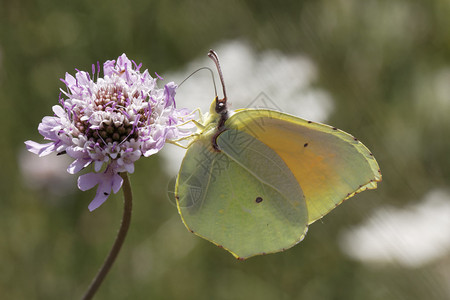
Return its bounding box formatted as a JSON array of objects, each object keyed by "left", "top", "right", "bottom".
[{"left": 25, "top": 54, "right": 194, "bottom": 211}]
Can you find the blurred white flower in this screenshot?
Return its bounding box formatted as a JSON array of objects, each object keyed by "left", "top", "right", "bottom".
[
  {"left": 19, "top": 149, "right": 75, "bottom": 196},
  {"left": 339, "top": 189, "right": 450, "bottom": 268}
]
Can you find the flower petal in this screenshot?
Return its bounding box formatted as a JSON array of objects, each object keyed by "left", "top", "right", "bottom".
[
  {"left": 94, "top": 160, "right": 105, "bottom": 172},
  {"left": 66, "top": 147, "right": 92, "bottom": 174},
  {"left": 103, "top": 59, "right": 116, "bottom": 76},
  {"left": 53, "top": 105, "right": 66, "bottom": 118},
  {"left": 78, "top": 169, "right": 123, "bottom": 211},
  {"left": 24, "top": 140, "right": 56, "bottom": 157},
  {"left": 64, "top": 73, "right": 76, "bottom": 89},
  {"left": 111, "top": 173, "right": 123, "bottom": 194},
  {"left": 164, "top": 82, "right": 177, "bottom": 108},
  {"left": 38, "top": 116, "right": 61, "bottom": 140},
  {"left": 88, "top": 189, "right": 110, "bottom": 212},
  {"left": 68, "top": 158, "right": 92, "bottom": 174},
  {"left": 116, "top": 54, "right": 132, "bottom": 71},
  {"left": 77, "top": 172, "right": 100, "bottom": 191}
]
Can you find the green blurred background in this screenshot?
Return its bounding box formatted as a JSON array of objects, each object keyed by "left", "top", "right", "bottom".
[{"left": 1, "top": 0, "right": 449, "bottom": 299}]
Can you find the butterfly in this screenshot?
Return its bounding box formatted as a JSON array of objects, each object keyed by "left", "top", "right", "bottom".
[{"left": 173, "top": 50, "right": 381, "bottom": 260}]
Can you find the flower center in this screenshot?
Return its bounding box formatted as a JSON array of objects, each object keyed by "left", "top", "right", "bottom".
[
  {"left": 92, "top": 121, "right": 136, "bottom": 145},
  {"left": 74, "top": 85, "right": 142, "bottom": 146},
  {"left": 95, "top": 85, "right": 129, "bottom": 109}
]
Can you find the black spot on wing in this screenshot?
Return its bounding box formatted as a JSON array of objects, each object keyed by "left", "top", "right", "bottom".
[{"left": 255, "top": 197, "right": 263, "bottom": 203}]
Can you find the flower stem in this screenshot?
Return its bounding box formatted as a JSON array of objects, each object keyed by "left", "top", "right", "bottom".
[{"left": 82, "top": 172, "right": 133, "bottom": 300}]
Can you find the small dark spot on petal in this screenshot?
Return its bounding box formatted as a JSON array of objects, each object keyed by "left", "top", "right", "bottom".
[
  {"left": 332, "top": 127, "right": 337, "bottom": 130},
  {"left": 304, "top": 143, "right": 308, "bottom": 147},
  {"left": 255, "top": 197, "right": 263, "bottom": 203},
  {"left": 369, "top": 153, "right": 374, "bottom": 156},
  {"left": 104, "top": 192, "right": 109, "bottom": 196},
  {"left": 353, "top": 137, "right": 358, "bottom": 141},
  {"left": 307, "top": 120, "right": 312, "bottom": 124}
]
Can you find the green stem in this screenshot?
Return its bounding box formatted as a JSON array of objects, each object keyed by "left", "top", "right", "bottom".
[{"left": 82, "top": 173, "right": 133, "bottom": 300}]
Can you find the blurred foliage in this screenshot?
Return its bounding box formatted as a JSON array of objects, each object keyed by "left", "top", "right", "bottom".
[{"left": 1, "top": 0, "right": 449, "bottom": 299}]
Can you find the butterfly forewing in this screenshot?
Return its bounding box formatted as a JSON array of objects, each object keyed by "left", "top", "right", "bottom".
[{"left": 227, "top": 109, "right": 381, "bottom": 224}]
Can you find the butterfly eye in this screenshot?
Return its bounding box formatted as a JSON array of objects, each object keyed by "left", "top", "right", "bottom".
[{"left": 215, "top": 99, "right": 227, "bottom": 114}]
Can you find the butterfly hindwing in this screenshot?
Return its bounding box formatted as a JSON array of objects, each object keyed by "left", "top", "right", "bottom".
[{"left": 176, "top": 129, "right": 308, "bottom": 259}]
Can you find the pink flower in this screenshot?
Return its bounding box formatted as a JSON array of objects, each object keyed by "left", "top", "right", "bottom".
[{"left": 25, "top": 54, "right": 194, "bottom": 210}]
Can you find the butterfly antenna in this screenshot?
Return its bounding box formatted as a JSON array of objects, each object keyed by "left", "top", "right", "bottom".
[
  {"left": 208, "top": 50, "right": 227, "bottom": 114},
  {"left": 178, "top": 67, "right": 218, "bottom": 98}
]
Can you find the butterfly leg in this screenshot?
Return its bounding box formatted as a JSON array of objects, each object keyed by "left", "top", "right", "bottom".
[
  {"left": 166, "top": 140, "right": 190, "bottom": 149},
  {"left": 183, "top": 108, "right": 204, "bottom": 124},
  {"left": 175, "top": 108, "right": 206, "bottom": 131},
  {"left": 167, "top": 132, "right": 202, "bottom": 149}
]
